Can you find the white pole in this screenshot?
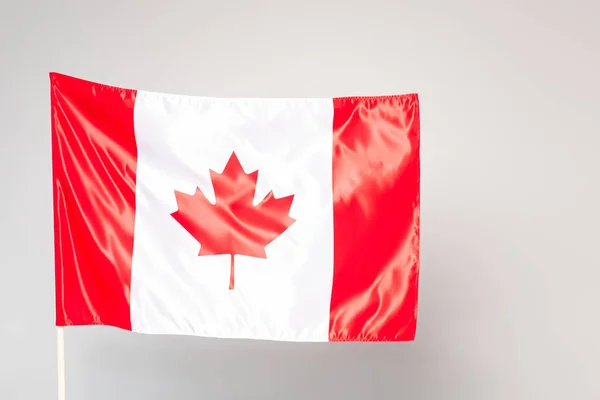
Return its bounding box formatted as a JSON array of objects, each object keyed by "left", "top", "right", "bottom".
[{"left": 57, "top": 327, "right": 66, "bottom": 400}]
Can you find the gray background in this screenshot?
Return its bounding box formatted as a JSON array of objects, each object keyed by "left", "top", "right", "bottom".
[{"left": 1, "top": 0, "right": 599, "bottom": 399}]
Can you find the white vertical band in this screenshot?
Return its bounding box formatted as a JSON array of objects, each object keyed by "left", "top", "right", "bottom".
[{"left": 130, "top": 93, "right": 335, "bottom": 341}]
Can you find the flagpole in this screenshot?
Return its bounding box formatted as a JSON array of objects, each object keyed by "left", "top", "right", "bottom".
[{"left": 57, "top": 326, "right": 66, "bottom": 400}]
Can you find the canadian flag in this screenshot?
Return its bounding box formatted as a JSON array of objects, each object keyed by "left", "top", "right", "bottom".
[{"left": 50, "top": 72, "right": 420, "bottom": 342}]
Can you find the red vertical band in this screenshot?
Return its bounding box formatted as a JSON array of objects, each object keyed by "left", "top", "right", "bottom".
[
  {"left": 51, "top": 73, "right": 138, "bottom": 330},
  {"left": 330, "top": 95, "right": 420, "bottom": 341}
]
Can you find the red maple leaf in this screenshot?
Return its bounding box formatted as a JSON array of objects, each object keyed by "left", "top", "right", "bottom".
[{"left": 171, "top": 152, "right": 296, "bottom": 290}]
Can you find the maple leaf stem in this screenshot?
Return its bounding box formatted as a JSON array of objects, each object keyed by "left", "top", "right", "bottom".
[{"left": 229, "top": 254, "right": 235, "bottom": 290}]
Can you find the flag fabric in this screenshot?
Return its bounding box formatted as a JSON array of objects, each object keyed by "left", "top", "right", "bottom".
[{"left": 50, "top": 72, "right": 420, "bottom": 342}]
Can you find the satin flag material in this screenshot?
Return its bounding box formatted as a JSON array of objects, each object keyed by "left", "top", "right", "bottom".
[{"left": 50, "top": 72, "right": 420, "bottom": 342}]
